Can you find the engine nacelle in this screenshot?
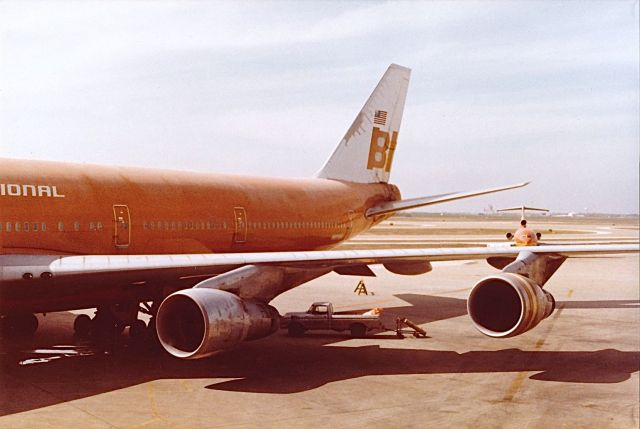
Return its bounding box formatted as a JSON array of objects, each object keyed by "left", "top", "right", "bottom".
[
  {"left": 156, "top": 288, "right": 279, "bottom": 359},
  {"left": 383, "top": 260, "right": 432, "bottom": 275},
  {"left": 467, "top": 273, "right": 555, "bottom": 338}
]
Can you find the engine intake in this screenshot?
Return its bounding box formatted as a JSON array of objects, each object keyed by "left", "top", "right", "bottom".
[
  {"left": 156, "top": 288, "right": 279, "bottom": 359},
  {"left": 467, "top": 273, "right": 555, "bottom": 338}
]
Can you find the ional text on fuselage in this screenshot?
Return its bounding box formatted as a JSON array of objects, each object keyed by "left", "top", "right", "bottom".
[{"left": 0, "top": 183, "right": 65, "bottom": 198}]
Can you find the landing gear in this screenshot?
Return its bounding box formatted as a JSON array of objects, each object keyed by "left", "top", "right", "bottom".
[
  {"left": 90, "top": 308, "right": 126, "bottom": 344},
  {"left": 73, "top": 314, "right": 92, "bottom": 338},
  {"left": 72, "top": 301, "right": 159, "bottom": 349},
  {"left": 129, "top": 319, "right": 148, "bottom": 342},
  {"left": 0, "top": 313, "right": 38, "bottom": 338}
]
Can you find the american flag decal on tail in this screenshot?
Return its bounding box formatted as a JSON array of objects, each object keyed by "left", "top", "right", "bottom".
[{"left": 374, "top": 110, "right": 387, "bottom": 125}]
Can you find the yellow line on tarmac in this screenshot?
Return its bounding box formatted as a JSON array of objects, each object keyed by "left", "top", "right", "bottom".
[
  {"left": 502, "top": 301, "right": 566, "bottom": 402},
  {"left": 129, "top": 382, "right": 161, "bottom": 429}
]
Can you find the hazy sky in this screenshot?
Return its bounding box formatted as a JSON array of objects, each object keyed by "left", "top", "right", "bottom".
[{"left": 1, "top": 1, "right": 638, "bottom": 213}]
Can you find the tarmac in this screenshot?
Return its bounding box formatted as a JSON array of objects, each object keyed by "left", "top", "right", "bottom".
[{"left": 0, "top": 215, "right": 638, "bottom": 428}]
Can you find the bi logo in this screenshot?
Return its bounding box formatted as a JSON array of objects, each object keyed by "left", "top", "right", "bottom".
[{"left": 367, "top": 127, "right": 398, "bottom": 172}]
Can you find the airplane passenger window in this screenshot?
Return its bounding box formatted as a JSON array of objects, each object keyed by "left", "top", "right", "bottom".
[
  {"left": 74, "top": 222, "right": 80, "bottom": 231},
  {"left": 33, "top": 223, "right": 39, "bottom": 232},
  {"left": 42, "top": 223, "right": 47, "bottom": 231},
  {"left": 5, "top": 222, "right": 11, "bottom": 232},
  {"left": 58, "top": 222, "right": 64, "bottom": 231},
  {"left": 15, "top": 222, "right": 21, "bottom": 232}
]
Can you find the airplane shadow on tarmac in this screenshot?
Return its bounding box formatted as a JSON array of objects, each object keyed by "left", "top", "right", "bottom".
[{"left": 0, "top": 294, "right": 638, "bottom": 415}]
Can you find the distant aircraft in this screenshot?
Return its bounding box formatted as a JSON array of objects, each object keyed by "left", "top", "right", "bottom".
[
  {"left": 1, "top": 64, "right": 637, "bottom": 360},
  {"left": 498, "top": 205, "right": 549, "bottom": 246}
]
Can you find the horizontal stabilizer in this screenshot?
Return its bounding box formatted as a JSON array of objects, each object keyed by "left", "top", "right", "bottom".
[
  {"left": 365, "top": 182, "right": 530, "bottom": 217},
  {"left": 497, "top": 206, "right": 549, "bottom": 212},
  {"left": 497, "top": 204, "right": 549, "bottom": 220}
]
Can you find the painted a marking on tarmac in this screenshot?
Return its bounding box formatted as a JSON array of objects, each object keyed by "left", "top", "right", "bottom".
[
  {"left": 502, "top": 301, "right": 567, "bottom": 402},
  {"left": 131, "top": 382, "right": 162, "bottom": 429}
]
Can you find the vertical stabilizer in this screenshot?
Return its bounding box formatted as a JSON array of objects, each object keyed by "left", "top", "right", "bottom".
[{"left": 316, "top": 64, "right": 411, "bottom": 183}]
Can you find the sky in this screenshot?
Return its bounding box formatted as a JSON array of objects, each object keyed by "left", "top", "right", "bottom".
[{"left": 1, "top": 1, "right": 638, "bottom": 214}]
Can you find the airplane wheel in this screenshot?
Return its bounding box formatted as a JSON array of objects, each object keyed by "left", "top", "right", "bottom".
[
  {"left": 288, "top": 322, "right": 305, "bottom": 337},
  {"left": 1, "top": 313, "right": 38, "bottom": 338},
  {"left": 73, "top": 314, "right": 92, "bottom": 338},
  {"left": 91, "top": 311, "right": 124, "bottom": 343},
  {"left": 129, "top": 319, "right": 148, "bottom": 342},
  {"left": 144, "top": 317, "right": 162, "bottom": 351},
  {"left": 350, "top": 323, "right": 366, "bottom": 338}
]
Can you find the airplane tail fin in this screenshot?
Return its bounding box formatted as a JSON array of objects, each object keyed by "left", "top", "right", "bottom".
[{"left": 316, "top": 64, "right": 411, "bottom": 183}]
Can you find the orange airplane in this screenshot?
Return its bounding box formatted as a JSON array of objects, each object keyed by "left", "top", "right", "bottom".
[
  {"left": 499, "top": 205, "right": 550, "bottom": 246},
  {"left": 1, "top": 64, "right": 637, "bottom": 359}
]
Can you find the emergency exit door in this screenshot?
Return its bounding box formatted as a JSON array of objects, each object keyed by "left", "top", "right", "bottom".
[{"left": 113, "top": 205, "right": 131, "bottom": 248}]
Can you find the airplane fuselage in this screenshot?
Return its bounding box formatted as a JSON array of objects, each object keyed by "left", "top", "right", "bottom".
[
  {"left": 1, "top": 158, "right": 400, "bottom": 256},
  {"left": 0, "top": 158, "right": 400, "bottom": 314}
]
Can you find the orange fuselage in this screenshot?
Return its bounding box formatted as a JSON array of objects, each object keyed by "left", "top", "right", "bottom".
[
  {"left": 1, "top": 158, "right": 400, "bottom": 257},
  {"left": 513, "top": 226, "right": 538, "bottom": 246}
]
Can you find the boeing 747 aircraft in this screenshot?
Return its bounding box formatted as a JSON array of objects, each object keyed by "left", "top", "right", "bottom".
[{"left": 1, "top": 64, "right": 637, "bottom": 359}]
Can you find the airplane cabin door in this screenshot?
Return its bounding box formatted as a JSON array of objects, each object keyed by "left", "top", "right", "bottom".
[
  {"left": 233, "top": 207, "right": 247, "bottom": 244},
  {"left": 113, "top": 204, "right": 131, "bottom": 248},
  {"left": 345, "top": 210, "right": 355, "bottom": 239}
]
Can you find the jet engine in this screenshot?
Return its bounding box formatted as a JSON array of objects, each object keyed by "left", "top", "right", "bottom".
[
  {"left": 156, "top": 288, "right": 279, "bottom": 359},
  {"left": 467, "top": 273, "right": 555, "bottom": 338}
]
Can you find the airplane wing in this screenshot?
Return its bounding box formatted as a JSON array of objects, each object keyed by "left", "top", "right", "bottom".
[
  {"left": 3, "top": 243, "right": 637, "bottom": 300},
  {"left": 365, "top": 182, "right": 530, "bottom": 217}
]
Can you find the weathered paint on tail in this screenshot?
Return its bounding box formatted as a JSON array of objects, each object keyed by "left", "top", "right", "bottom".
[{"left": 317, "top": 64, "right": 411, "bottom": 184}]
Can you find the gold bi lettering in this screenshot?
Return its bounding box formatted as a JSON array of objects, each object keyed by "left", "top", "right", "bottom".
[{"left": 367, "top": 127, "right": 398, "bottom": 172}]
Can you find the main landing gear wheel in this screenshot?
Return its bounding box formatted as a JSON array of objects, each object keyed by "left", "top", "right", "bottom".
[
  {"left": 73, "top": 314, "right": 92, "bottom": 338},
  {"left": 1, "top": 313, "right": 38, "bottom": 338},
  {"left": 89, "top": 307, "right": 126, "bottom": 345},
  {"left": 76, "top": 301, "right": 161, "bottom": 349},
  {"left": 129, "top": 319, "right": 148, "bottom": 342}
]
